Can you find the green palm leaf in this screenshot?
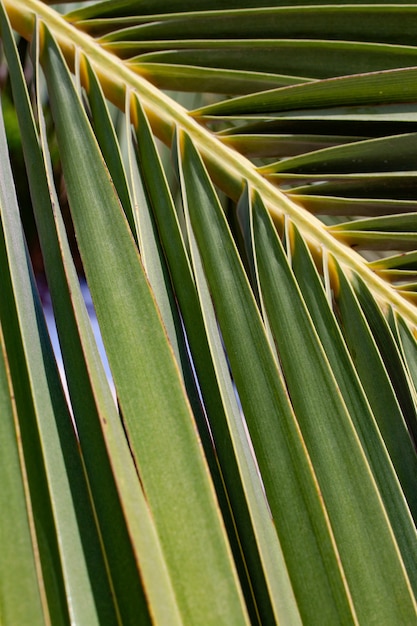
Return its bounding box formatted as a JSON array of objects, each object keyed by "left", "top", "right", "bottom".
[{"left": 1, "top": 1, "right": 417, "bottom": 623}]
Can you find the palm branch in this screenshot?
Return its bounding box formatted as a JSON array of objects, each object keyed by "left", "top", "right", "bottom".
[{"left": 1, "top": 1, "right": 417, "bottom": 624}]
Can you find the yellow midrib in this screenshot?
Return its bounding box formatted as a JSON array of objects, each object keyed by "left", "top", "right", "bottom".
[{"left": 5, "top": 0, "right": 417, "bottom": 329}]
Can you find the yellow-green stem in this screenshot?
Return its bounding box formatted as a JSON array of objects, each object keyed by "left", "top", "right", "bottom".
[{"left": 4, "top": 0, "right": 417, "bottom": 329}]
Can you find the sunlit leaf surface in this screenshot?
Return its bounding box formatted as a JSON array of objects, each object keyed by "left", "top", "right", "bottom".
[{"left": 1, "top": 1, "right": 417, "bottom": 624}]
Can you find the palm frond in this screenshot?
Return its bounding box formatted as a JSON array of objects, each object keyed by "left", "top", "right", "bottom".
[{"left": 1, "top": 1, "right": 417, "bottom": 624}]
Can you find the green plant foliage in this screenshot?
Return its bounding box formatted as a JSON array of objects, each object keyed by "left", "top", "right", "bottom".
[{"left": 1, "top": 1, "right": 417, "bottom": 624}]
